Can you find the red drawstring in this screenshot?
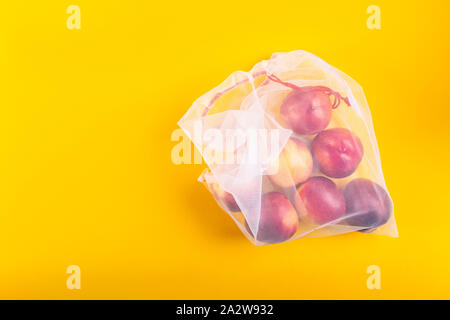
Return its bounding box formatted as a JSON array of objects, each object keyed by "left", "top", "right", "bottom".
[
  {"left": 203, "top": 71, "right": 266, "bottom": 116},
  {"left": 203, "top": 72, "right": 351, "bottom": 116},
  {"left": 267, "top": 74, "right": 351, "bottom": 108}
]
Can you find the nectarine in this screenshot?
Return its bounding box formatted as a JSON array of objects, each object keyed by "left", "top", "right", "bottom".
[
  {"left": 247, "top": 192, "right": 298, "bottom": 243},
  {"left": 210, "top": 182, "right": 240, "bottom": 212},
  {"left": 344, "top": 178, "right": 391, "bottom": 230},
  {"left": 312, "top": 128, "right": 363, "bottom": 178},
  {"left": 296, "top": 176, "right": 346, "bottom": 225},
  {"left": 281, "top": 90, "right": 332, "bottom": 135},
  {"left": 268, "top": 138, "right": 313, "bottom": 188}
]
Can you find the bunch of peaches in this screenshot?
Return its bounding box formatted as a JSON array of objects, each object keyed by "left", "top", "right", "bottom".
[{"left": 209, "top": 81, "right": 392, "bottom": 244}]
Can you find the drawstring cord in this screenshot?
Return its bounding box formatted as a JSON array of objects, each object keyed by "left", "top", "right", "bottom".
[
  {"left": 266, "top": 74, "right": 351, "bottom": 108},
  {"left": 203, "top": 72, "right": 350, "bottom": 116}
]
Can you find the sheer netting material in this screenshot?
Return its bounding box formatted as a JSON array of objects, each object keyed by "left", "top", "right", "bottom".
[{"left": 178, "top": 50, "right": 397, "bottom": 245}]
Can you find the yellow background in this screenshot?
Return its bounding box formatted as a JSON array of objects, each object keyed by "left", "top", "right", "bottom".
[{"left": 1, "top": 1, "right": 449, "bottom": 299}]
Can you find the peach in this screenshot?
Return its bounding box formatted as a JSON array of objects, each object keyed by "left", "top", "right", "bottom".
[
  {"left": 210, "top": 182, "right": 240, "bottom": 212},
  {"left": 246, "top": 192, "right": 298, "bottom": 243},
  {"left": 312, "top": 128, "right": 363, "bottom": 178},
  {"left": 281, "top": 90, "right": 332, "bottom": 135},
  {"left": 296, "top": 176, "right": 346, "bottom": 225},
  {"left": 268, "top": 138, "right": 313, "bottom": 188},
  {"left": 344, "top": 178, "right": 391, "bottom": 230}
]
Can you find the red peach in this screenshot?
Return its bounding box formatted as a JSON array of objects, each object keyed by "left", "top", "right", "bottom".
[
  {"left": 296, "top": 176, "right": 346, "bottom": 225},
  {"left": 268, "top": 138, "right": 313, "bottom": 188},
  {"left": 210, "top": 182, "right": 240, "bottom": 212},
  {"left": 281, "top": 90, "right": 332, "bottom": 135},
  {"left": 246, "top": 192, "right": 298, "bottom": 243},
  {"left": 344, "top": 178, "right": 392, "bottom": 230},
  {"left": 312, "top": 128, "right": 364, "bottom": 178}
]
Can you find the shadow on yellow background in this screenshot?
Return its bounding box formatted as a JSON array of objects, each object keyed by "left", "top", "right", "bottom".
[{"left": 1, "top": 1, "right": 450, "bottom": 299}]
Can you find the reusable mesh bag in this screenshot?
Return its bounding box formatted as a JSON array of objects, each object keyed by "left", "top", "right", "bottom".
[{"left": 178, "top": 50, "right": 397, "bottom": 245}]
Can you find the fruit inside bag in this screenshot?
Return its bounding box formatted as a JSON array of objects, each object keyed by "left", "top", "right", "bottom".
[{"left": 178, "top": 50, "right": 397, "bottom": 245}]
